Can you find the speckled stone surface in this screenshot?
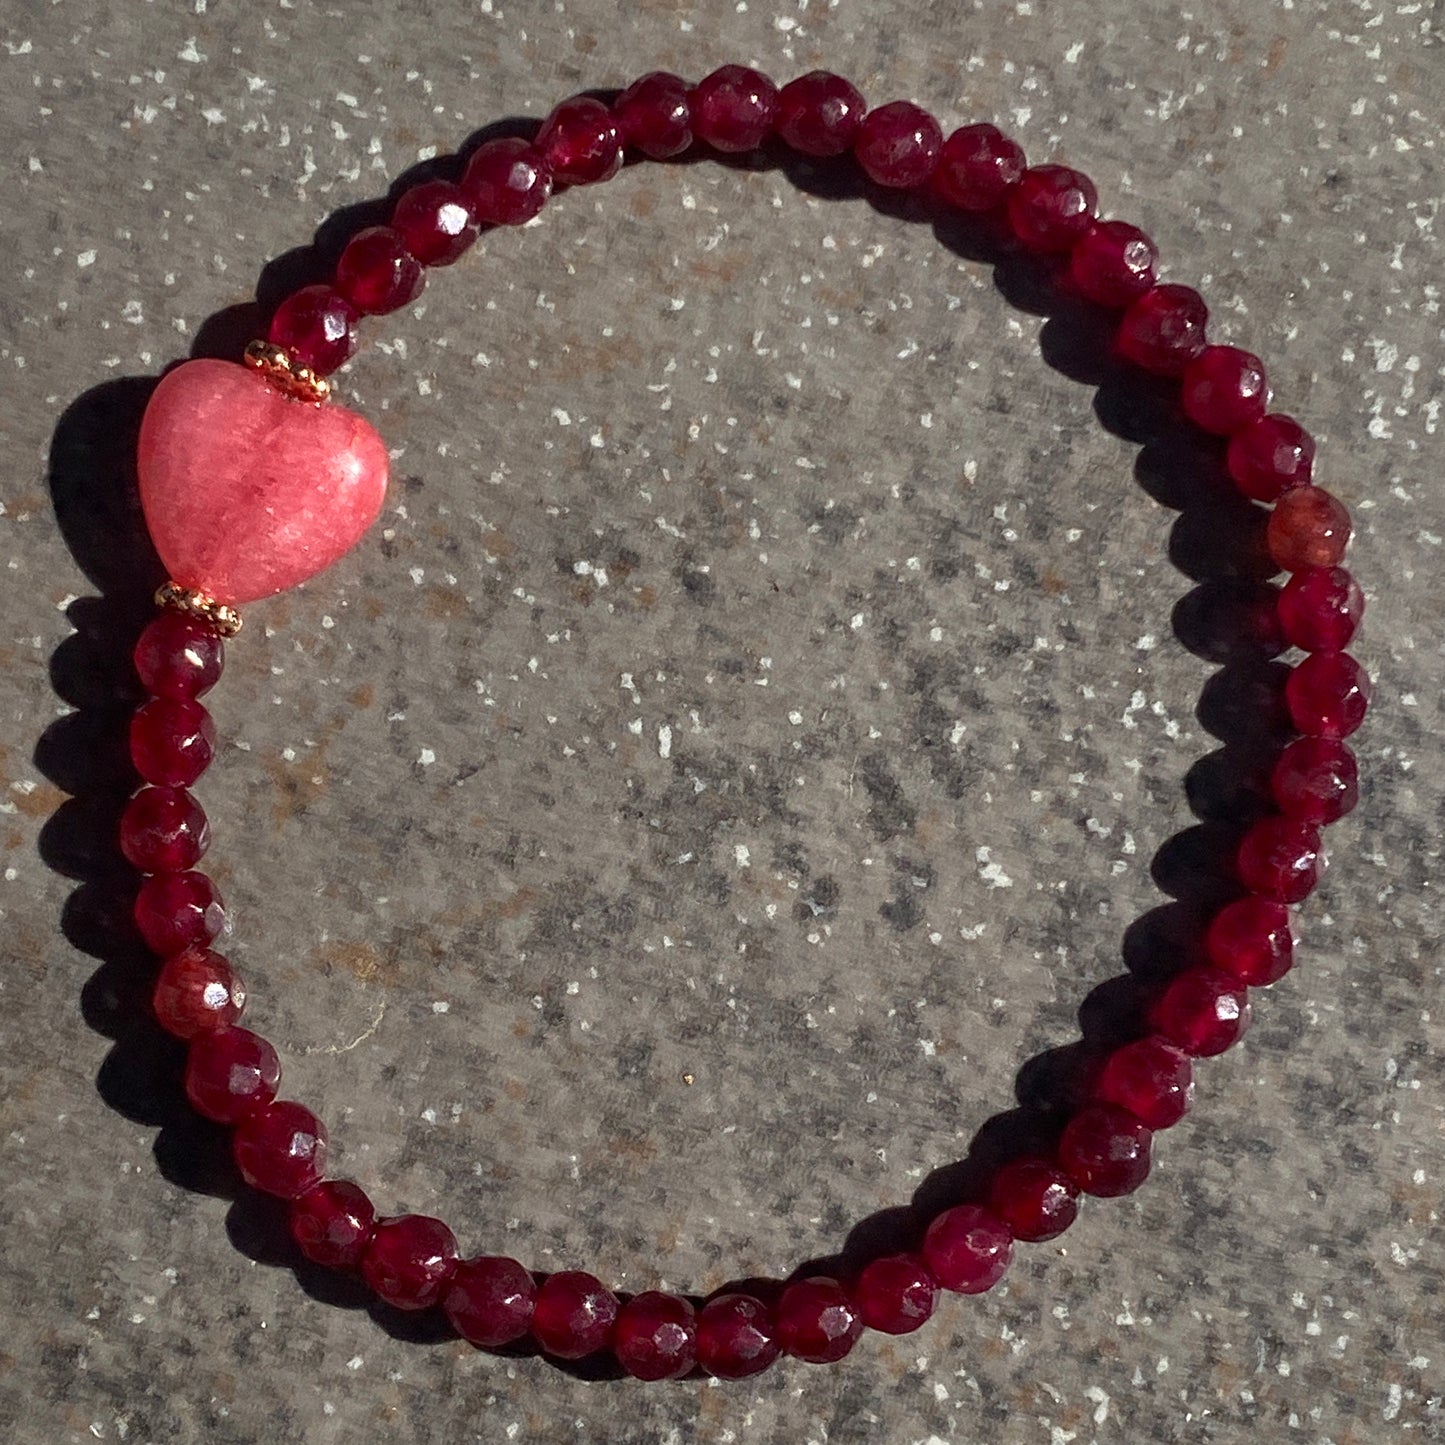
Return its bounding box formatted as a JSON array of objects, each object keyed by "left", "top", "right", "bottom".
[{"left": 2, "top": 2, "right": 1442, "bottom": 1441}]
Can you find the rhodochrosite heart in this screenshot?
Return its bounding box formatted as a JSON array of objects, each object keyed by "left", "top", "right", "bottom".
[{"left": 137, "top": 358, "right": 390, "bottom": 605}]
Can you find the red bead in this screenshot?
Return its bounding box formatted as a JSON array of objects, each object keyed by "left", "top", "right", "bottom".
[
  {"left": 1151, "top": 967, "right": 1251, "bottom": 1057},
  {"left": 444, "top": 1255, "right": 537, "bottom": 1348},
  {"left": 853, "top": 100, "right": 942, "bottom": 188},
  {"left": 612, "top": 1291, "right": 697, "bottom": 1381},
  {"left": 119, "top": 786, "right": 210, "bottom": 873},
  {"left": 613, "top": 72, "right": 694, "bottom": 159},
  {"left": 1285, "top": 651, "right": 1371, "bottom": 739},
  {"left": 535, "top": 97, "right": 623, "bottom": 186},
  {"left": 1237, "top": 815, "right": 1324, "bottom": 903},
  {"left": 1226, "top": 413, "right": 1316, "bottom": 502},
  {"left": 1116, "top": 283, "right": 1209, "bottom": 375},
  {"left": 133, "top": 611, "right": 224, "bottom": 699},
  {"left": 1268, "top": 487, "right": 1353, "bottom": 572},
  {"left": 1271, "top": 736, "right": 1359, "bottom": 825},
  {"left": 690, "top": 65, "right": 779, "bottom": 153},
  {"left": 361, "top": 1213, "right": 459, "bottom": 1310},
  {"left": 774, "top": 70, "right": 866, "bottom": 157},
  {"left": 334, "top": 226, "right": 425, "bottom": 315},
  {"left": 1068, "top": 220, "right": 1159, "bottom": 307},
  {"left": 774, "top": 1277, "right": 862, "bottom": 1364},
  {"left": 922, "top": 1203, "right": 1013, "bottom": 1292},
  {"left": 1059, "top": 1102, "right": 1153, "bottom": 1197},
  {"left": 1006, "top": 164, "right": 1098, "bottom": 253},
  {"left": 933, "top": 123, "right": 1026, "bottom": 211},
  {"left": 530, "top": 1271, "right": 619, "bottom": 1359},
  {"left": 988, "top": 1157, "right": 1079, "bottom": 1242},
  {"left": 130, "top": 697, "right": 216, "bottom": 788},
  {"left": 695, "top": 1293, "right": 779, "bottom": 1379},
  {"left": 461, "top": 138, "right": 554, "bottom": 224},
  {"left": 1095, "top": 1035, "right": 1195, "bottom": 1129},
  {"left": 233, "top": 1100, "right": 328, "bottom": 1200},
  {"left": 133, "top": 869, "right": 225, "bottom": 956},
  {"left": 1181, "top": 345, "right": 1270, "bottom": 435},
  {"left": 391, "top": 180, "right": 479, "bottom": 266},
  {"left": 183, "top": 1025, "right": 279, "bottom": 1123},
  {"left": 1205, "top": 896, "right": 1294, "bottom": 987},
  {"left": 266, "top": 284, "right": 358, "bottom": 377},
  {"left": 289, "top": 1179, "right": 376, "bottom": 1270},
  {"left": 153, "top": 946, "right": 245, "bottom": 1039},
  {"left": 853, "top": 1253, "right": 938, "bottom": 1334},
  {"left": 1277, "top": 567, "right": 1364, "bottom": 653}
]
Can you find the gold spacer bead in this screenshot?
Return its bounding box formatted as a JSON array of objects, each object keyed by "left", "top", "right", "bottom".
[
  {"left": 243, "top": 338, "right": 332, "bottom": 405},
  {"left": 155, "top": 581, "right": 243, "bottom": 637}
]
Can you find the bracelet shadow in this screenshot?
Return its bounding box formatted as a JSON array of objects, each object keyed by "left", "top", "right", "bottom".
[{"left": 36, "top": 120, "right": 1292, "bottom": 1378}]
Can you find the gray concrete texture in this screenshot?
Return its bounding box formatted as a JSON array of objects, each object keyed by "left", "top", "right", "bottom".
[{"left": 1, "top": 0, "right": 1441, "bottom": 1441}]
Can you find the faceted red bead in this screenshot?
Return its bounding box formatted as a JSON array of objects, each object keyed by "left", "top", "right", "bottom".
[
  {"left": 612, "top": 1291, "right": 698, "bottom": 1381},
  {"left": 1068, "top": 220, "right": 1159, "bottom": 307},
  {"left": 130, "top": 697, "right": 216, "bottom": 788},
  {"left": 153, "top": 946, "right": 245, "bottom": 1039},
  {"left": 613, "top": 71, "right": 694, "bottom": 159},
  {"left": 853, "top": 100, "right": 943, "bottom": 188},
  {"left": 775, "top": 1277, "right": 862, "bottom": 1364},
  {"left": 690, "top": 64, "right": 779, "bottom": 153},
  {"left": 1226, "top": 413, "right": 1316, "bottom": 502},
  {"left": 535, "top": 96, "right": 624, "bottom": 186},
  {"left": 334, "top": 226, "right": 425, "bottom": 315},
  {"left": 1006, "top": 164, "right": 1098, "bottom": 253},
  {"left": 1059, "top": 1102, "right": 1153, "bottom": 1198},
  {"left": 266, "top": 284, "right": 358, "bottom": 377},
  {"left": 1285, "top": 651, "right": 1372, "bottom": 739},
  {"left": 391, "top": 180, "right": 479, "bottom": 266},
  {"left": 695, "top": 1293, "right": 780, "bottom": 1379},
  {"left": 184, "top": 1025, "right": 279, "bottom": 1123},
  {"left": 1116, "top": 283, "right": 1209, "bottom": 375},
  {"left": 133, "top": 869, "right": 225, "bottom": 956},
  {"left": 233, "top": 1100, "right": 328, "bottom": 1200},
  {"left": 988, "top": 1157, "right": 1079, "bottom": 1242},
  {"left": 1271, "top": 736, "right": 1359, "bottom": 825},
  {"left": 933, "top": 123, "right": 1026, "bottom": 211},
  {"left": 119, "top": 786, "right": 210, "bottom": 873},
  {"left": 1277, "top": 567, "right": 1364, "bottom": 653},
  {"left": 530, "top": 1271, "right": 619, "bottom": 1359},
  {"left": 461, "top": 137, "right": 554, "bottom": 225},
  {"left": 853, "top": 1253, "right": 937, "bottom": 1334},
  {"left": 1151, "top": 967, "right": 1251, "bottom": 1057},
  {"left": 289, "top": 1179, "right": 376, "bottom": 1270},
  {"left": 133, "top": 611, "right": 224, "bottom": 699},
  {"left": 774, "top": 70, "right": 867, "bottom": 157},
  {"left": 1268, "top": 487, "right": 1352, "bottom": 572},
  {"left": 361, "top": 1213, "right": 459, "bottom": 1310},
  {"left": 444, "top": 1255, "right": 537, "bottom": 1348},
  {"left": 1205, "top": 896, "right": 1294, "bottom": 987},
  {"left": 1181, "top": 345, "right": 1270, "bottom": 435},
  {"left": 922, "top": 1203, "right": 1014, "bottom": 1292},
  {"left": 1237, "top": 815, "right": 1323, "bottom": 903},
  {"left": 1095, "top": 1035, "right": 1195, "bottom": 1129}
]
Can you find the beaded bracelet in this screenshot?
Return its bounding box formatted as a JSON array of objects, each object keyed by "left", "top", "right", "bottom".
[{"left": 119, "top": 66, "right": 1371, "bottom": 1380}]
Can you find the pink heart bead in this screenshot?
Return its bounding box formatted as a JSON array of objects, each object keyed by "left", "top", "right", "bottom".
[{"left": 137, "top": 358, "right": 390, "bottom": 606}]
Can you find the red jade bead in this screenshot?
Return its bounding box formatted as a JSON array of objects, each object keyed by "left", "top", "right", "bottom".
[
  {"left": 362, "top": 1213, "right": 460, "bottom": 1310},
  {"left": 1237, "top": 815, "right": 1324, "bottom": 903},
  {"left": 933, "top": 123, "right": 1026, "bottom": 211},
  {"left": 612, "top": 72, "right": 694, "bottom": 159},
  {"left": 266, "top": 284, "right": 358, "bottom": 377},
  {"left": 391, "top": 180, "right": 479, "bottom": 266},
  {"left": 1059, "top": 1102, "right": 1153, "bottom": 1197},
  {"left": 444, "top": 1255, "right": 538, "bottom": 1348},
  {"left": 1285, "top": 651, "right": 1372, "bottom": 739},
  {"left": 1006, "top": 164, "right": 1098, "bottom": 252},
  {"left": 1277, "top": 566, "right": 1364, "bottom": 653},
  {"left": 1267, "top": 487, "right": 1352, "bottom": 572},
  {"left": 289, "top": 1179, "right": 377, "bottom": 1270},
  {"left": 1095, "top": 1035, "right": 1195, "bottom": 1129},
  {"left": 133, "top": 611, "right": 224, "bottom": 699},
  {"left": 1271, "top": 736, "right": 1359, "bottom": 825},
  {"left": 774, "top": 1277, "right": 862, "bottom": 1364},
  {"left": 461, "top": 137, "right": 553, "bottom": 225},
  {"left": 152, "top": 946, "right": 245, "bottom": 1039},
  {"left": 130, "top": 697, "right": 215, "bottom": 788},
  {"left": 922, "top": 1204, "right": 1014, "bottom": 1293},
  {"left": 774, "top": 70, "right": 867, "bottom": 157},
  {"left": 852, "top": 1253, "right": 938, "bottom": 1335},
  {"left": 1116, "top": 283, "right": 1209, "bottom": 375},
  {"left": 334, "top": 226, "right": 425, "bottom": 315},
  {"left": 133, "top": 869, "right": 225, "bottom": 956},
  {"left": 536, "top": 96, "right": 624, "bottom": 186},
  {"left": 612, "top": 1292, "right": 698, "bottom": 1381},
  {"left": 530, "top": 1271, "right": 620, "bottom": 1359},
  {"left": 1205, "top": 896, "right": 1295, "bottom": 987},
  {"left": 1181, "top": 345, "right": 1270, "bottom": 435},
  {"left": 233, "top": 1100, "right": 329, "bottom": 1199},
  {"left": 690, "top": 64, "right": 779, "bottom": 153},
  {"left": 988, "top": 1156, "right": 1080, "bottom": 1242},
  {"left": 1226, "top": 413, "right": 1315, "bottom": 502},
  {"left": 119, "top": 786, "right": 210, "bottom": 873},
  {"left": 853, "top": 100, "right": 943, "bottom": 188},
  {"left": 183, "top": 1025, "right": 279, "bottom": 1123},
  {"left": 1151, "top": 967, "right": 1250, "bottom": 1057},
  {"left": 695, "top": 1293, "right": 779, "bottom": 1379},
  {"left": 1068, "top": 220, "right": 1159, "bottom": 307}
]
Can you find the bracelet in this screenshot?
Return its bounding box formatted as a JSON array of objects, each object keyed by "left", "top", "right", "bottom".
[{"left": 120, "top": 65, "right": 1371, "bottom": 1380}]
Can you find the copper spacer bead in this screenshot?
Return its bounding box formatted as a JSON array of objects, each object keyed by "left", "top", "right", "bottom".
[
  {"left": 155, "top": 581, "right": 243, "bottom": 637},
  {"left": 243, "top": 338, "right": 332, "bottom": 405}
]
